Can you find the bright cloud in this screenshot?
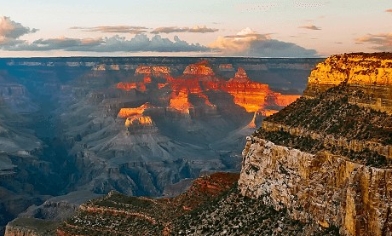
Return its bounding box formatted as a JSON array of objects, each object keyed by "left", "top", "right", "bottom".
[
  {"left": 151, "top": 26, "right": 218, "bottom": 34},
  {"left": 356, "top": 33, "right": 392, "bottom": 51},
  {"left": 0, "top": 16, "right": 37, "bottom": 45},
  {"left": 70, "top": 26, "right": 148, "bottom": 34},
  {"left": 0, "top": 17, "right": 319, "bottom": 57},
  {"left": 299, "top": 25, "right": 321, "bottom": 30},
  {"left": 209, "top": 27, "right": 318, "bottom": 57},
  {"left": 3, "top": 34, "right": 209, "bottom": 53}
]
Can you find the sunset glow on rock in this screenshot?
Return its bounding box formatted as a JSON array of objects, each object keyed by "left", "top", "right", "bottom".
[
  {"left": 116, "top": 61, "right": 300, "bottom": 115},
  {"left": 117, "top": 103, "right": 151, "bottom": 118}
]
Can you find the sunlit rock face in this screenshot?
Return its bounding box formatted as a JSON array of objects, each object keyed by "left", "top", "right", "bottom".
[
  {"left": 239, "top": 53, "right": 392, "bottom": 236},
  {"left": 239, "top": 137, "right": 392, "bottom": 236},
  {"left": 169, "top": 88, "right": 194, "bottom": 113},
  {"left": 304, "top": 52, "right": 392, "bottom": 114},
  {"left": 117, "top": 103, "right": 151, "bottom": 118},
  {"left": 124, "top": 115, "right": 153, "bottom": 127},
  {"left": 117, "top": 104, "right": 154, "bottom": 129},
  {"left": 183, "top": 60, "right": 215, "bottom": 76},
  {"left": 0, "top": 57, "right": 319, "bottom": 233},
  {"left": 63, "top": 60, "right": 303, "bottom": 197},
  {"left": 115, "top": 61, "right": 299, "bottom": 114}
]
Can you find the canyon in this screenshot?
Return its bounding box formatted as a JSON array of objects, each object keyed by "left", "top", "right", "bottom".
[
  {"left": 51, "top": 53, "right": 392, "bottom": 236},
  {"left": 0, "top": 57, "right": 320, "bottom": 234}
]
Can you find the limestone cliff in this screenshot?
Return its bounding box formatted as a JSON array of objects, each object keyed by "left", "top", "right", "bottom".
[
  {"left": 304, "top": 52, "right": 392, "bottom": 114},
  {"left": 239, "top": 53, "right": 392, "bottom": 236},
  {"left": 239, "top": 137, "right": 392, "bottom": 236}
]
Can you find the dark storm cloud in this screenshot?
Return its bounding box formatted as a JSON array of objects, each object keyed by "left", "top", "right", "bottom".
[
  {"left": 151, "top": 26, "right": 218, "bottom": 34},
  {"left": 70, "top": 26, "right": 148, "bottom": 34},
  {"left": 356, "top": 33, "right": 392, "bottom": 51},
  {"left": 4, "top": 34, "right": 209, "bottom": 53}
]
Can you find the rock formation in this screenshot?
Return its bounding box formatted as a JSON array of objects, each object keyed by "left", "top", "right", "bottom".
[
  {"left": 239, "top": 53, "right": 392, "bottom": 236},
  {"left": 0, "top": 57, "right": 319, "bottom": 233},
  {"left": 304, "top": 52, "right": 392, "bottom": 114},
  {"left": 57, "top": 173, "right": 239, "bottom": 235},
  {"left": 135, "top": 65, "right": 171, "bottom": 77},
  {"left": 183, "top": 60, "right": 215, "bottom": 76},
  {"left": 116, "top": 61, "right": 299, "bottom": 115}
]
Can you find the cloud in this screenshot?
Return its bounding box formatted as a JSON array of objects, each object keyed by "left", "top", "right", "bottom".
[
  {"left": 151, "top": 26, "right": 218, "bottom": 34},
  {"left": 299, "top": 25, "right": 321, "bottom": 30},
  {"left": 3, "top": 34, "right": 209, "bottom": 53},
  {"left": 0, "top": 16, "right": 38, "bottom": 45},
  {"left": 355, "top": 33, "right": 392, "bottom": 51},
  {"left": 209, "top": 27, "right": 318, "bottom": 57},
  {"left": 70, "top": 26, "right": 148, "bottom": 34},
  {"left": 386, "top": 9, "right": 392, "bottom": 13}
]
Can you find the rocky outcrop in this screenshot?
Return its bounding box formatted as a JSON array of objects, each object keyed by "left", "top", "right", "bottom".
[
  {"left": 117, "top": 103, "right": 151, "bottom": 118},
  {"left": 304, "top": 53, "right": 392, "bottom": 114},
  {"left": 135, "top": 65, "right": 171, "bottom": 77},
  {"left": 228, "top": 67, "right": 250, "bottom": 83},
  {"left": 239, "top": 137, "right": 392, "bottom": 236},
  {"left": 5, "top": 218, "right": 58, "bottom": 236},
  {"left": 183, "top": 60, "right": 215, "bottom": 76},
  {"left": 238, "top": 53, "right": 392, "bottom": 235},
  {"left": 115, "top": 62, "right": 300, "bottom": 114},
  {"left": 57, "top": 173, "right": 239, "bottom": 235}
]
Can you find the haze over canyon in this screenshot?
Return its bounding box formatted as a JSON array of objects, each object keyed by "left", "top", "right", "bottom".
[{"left": 0, "top": 57, "right": 321, "bottom": 233}]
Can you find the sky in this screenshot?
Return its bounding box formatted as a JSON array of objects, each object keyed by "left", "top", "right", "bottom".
[{"left": 0, "top": 0, "right": 391, "bottom": 58}]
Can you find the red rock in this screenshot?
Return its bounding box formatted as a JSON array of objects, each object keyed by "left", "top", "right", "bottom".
[
  {"left": 228, "top": 67, "right": 250, "bottom": 83},
  {"left": 116, "top": 62, "right": 300, "bottom": 115},
  {"left": 183, "top": 60, "right": 215, "bottom": 76}
]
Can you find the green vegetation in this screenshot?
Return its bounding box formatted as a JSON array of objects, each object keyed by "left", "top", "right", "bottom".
[
  {"left": 265, "top": 85, "right": 392, "bottom": 145},
  {"left": 8, "top": 218, "right": 59, "bottom": 235},
  {"left": 258, "top": 130, "right": 390, "bottom": 168},
  {"left": 170, "top": 187, "right": 339, "bottom": 236},
  {"left": 254, "top": 85, "right": 392, "bottom": 167},
  {"left": 59, "top": 174, "right": 340, "bottom": 235}
]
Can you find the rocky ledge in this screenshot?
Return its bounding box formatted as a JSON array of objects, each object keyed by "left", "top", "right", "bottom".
[
  {"left": 304, "top": 52, "right": 392, "bottom": 114},
  {"left": 55, "top": 172, "right": 335, "bottom": 236},
  {"left": 239, "top": 53, "right": 392, "bottom": 236}
]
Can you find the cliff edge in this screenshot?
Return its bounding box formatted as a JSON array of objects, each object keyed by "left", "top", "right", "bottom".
[
  {"left": 239, "top": 53, "right": 392, "bottom": 236},
  {"left": 304, "top": 52, "right": 392, "bottom": 114}
]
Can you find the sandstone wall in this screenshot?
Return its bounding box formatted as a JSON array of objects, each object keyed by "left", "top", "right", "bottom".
[
  {"left": 303, "top": 53, "right": 392, "bottom": 114},
  {"left": 239, "top": 137, "right": 392, "bottom": 236}
]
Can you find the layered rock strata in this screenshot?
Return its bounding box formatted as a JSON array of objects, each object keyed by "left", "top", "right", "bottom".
[
  {"left": 57, "top": 173, "right": 239, "bottom": 235},
  {"left": 304, "top": 52, "right": 392, "bottom": 114},
  {"left": 239, "top": 53, "right": 392, "bottom": 236},
  {"left": 117, "top": 62, "right": 300, "bottom": 114},
  {"left": 239, "top": 137, "right": 392, "bottom": 236},
  {"left": 0, "top": 57, "right": 320, "bottom": 234}
]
